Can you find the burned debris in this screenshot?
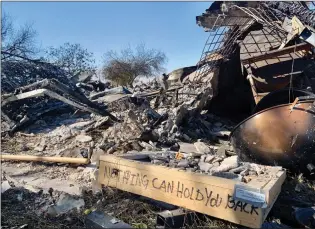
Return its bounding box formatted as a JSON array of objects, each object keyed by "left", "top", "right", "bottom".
[
  {"left": 195, "top": 1, "right": 315, "bottom": 174},
  {"left": 1, "top": 1, "right": 315, "bottom": 229}
]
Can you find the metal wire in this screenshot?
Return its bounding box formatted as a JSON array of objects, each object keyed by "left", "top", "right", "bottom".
[{"left": 193, "top": 2, "right": 290, "bottom": 86}]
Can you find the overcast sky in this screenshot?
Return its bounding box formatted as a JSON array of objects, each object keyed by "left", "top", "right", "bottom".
[{"left": 2, "top": 1, "right": 212, "bottom": 73}]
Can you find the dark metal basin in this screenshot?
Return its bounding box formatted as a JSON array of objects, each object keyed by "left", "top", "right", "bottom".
[{"left": 230, "top": 100, "right": 315, "bottom": 172}]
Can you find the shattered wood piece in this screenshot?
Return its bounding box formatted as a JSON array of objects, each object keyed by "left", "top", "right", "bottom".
[
  {"left": 2, "top": 85, "right": 118, "bottom": 123},
  {"left": 18, "top": 132, "right": 35, "bottom": 137},
  {"left": 242, "top": 42, "right": 311, "bottom": 65},
  {"left": 1, "top": 154, "right": 90, "bottom": 164}
]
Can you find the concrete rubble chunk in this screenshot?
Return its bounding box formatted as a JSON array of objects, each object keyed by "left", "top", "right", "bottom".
[
  {"left": 178, "top": 142, "right": 197, "bottom": 154},
  {"left": 46, "top": 193, "right": 85, "bottom": 217},
  {"left": 75, "top": 134, "right": 93, "bottom": 143},
  {"left": 198, "top": 161, "right": 213, "bottom": 172},
  {"left": 205, "top": 155, "right": 215, "bottom": 163},
  {"left": 1, "top": 181, "right": 11, "bottom": 193},
  {"left": 229, "top": 166, "right": 246, "bottom": 174},
  {"left": 34, "top": 138, "right": 47, "bottom": 152},
  {"left": 177, "top": 160, "right": 190, "bottom": 168},
  {"left": 200, "top": 155, "right": 206, "bottom": 162},
  {"left": 212, "top": 156, "right": 239, "bottom": 173},
  {"left": 216, "top": 145, "right": 228, "bottom": 158},
  {"left": 194, "top": 142, "right": 211, "bottom": 154}
]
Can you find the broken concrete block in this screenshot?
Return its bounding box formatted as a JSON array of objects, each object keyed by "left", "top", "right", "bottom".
[
  {"left": 221, "top": 156, "right": 239, "bottom": 166},
  {"left": 194, "top": 142, "right": 211, "bottom": 154},
  {"left": 59, "top": 147, "right": 84, "bottom": 158},
  {"left": 212, "top": 157, "right": 224, "bottom": 164},
  {"left": 216, "top": 146, "right": 227, "bottom": 158},
  {"left": 177, "top": 160, "right": 189, "bottom": 168},
  {"left": 205, "top": 155, "right": 215, "bottom": 163},
  {"left": 34, "top": 138, "right": 47, "bottom": 152},
  {"left": 1, "top": 181, "right": 11, "bottom": 193},
  {"left": 178, "top": 142, "right": 197, "bottom": 154},
  {"left": 200, "top": 155, "right": 206, "bottom": 162},
  {"left": 198, "top": 161, "right": 213, "bottom": 172},
  {"left": 212, "top": 156, "right": 239, "bottom": 173},
  {"left": 76, "top": 135, "right": 92, "bottom": 143},
  {"left": 229, "top": 166, "right": 246, "bottom": 174},
  {"left": 47, "top": 193, "right": 85, "bottom": 217}
]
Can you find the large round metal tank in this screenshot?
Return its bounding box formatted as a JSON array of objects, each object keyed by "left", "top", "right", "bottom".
[{"left": 230, "top": 100, "right": 315, "bottom": 172}]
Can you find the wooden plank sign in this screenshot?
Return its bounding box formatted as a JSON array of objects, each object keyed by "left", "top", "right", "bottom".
[{"left": 98, "top": 155, "right": 286, "bottom": 228}]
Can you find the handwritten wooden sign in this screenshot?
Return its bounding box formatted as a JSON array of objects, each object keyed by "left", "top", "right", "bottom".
[{"left": 98, "top": 155, "right": 285, "bottom": 228}]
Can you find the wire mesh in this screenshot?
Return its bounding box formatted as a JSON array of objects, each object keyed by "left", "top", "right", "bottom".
[{"left": 193, "top": 3, "right": 291, "bottom": 84}]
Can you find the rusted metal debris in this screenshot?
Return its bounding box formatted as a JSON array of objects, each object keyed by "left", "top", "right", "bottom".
[{"left": 230, "top": 99, "right": 315, "bottom": 173}]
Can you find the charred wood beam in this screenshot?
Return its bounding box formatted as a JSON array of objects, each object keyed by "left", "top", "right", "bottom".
[
  {"left": 242, "top": 42, "right": 312, "bottom": 65},
  {"left": 2, "top": 88, "right": 118, "bottom": 122},
  {"left": 10, "top": 78, "right": 92, "bottom": 106},
  {"left": 261, "top": 1, "right": 315, "bottom": 29}
]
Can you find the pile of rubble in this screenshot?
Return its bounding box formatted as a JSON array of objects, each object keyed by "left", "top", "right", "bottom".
[
  {"left": 1, "top": 1, "right": 315, "bottom": 229},
  {"left": 148, "top": 149, "right": 282, "bottom": 184}
]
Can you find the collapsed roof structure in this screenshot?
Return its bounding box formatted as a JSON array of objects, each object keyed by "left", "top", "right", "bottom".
[{"left": 193, "top": 1, "right": 315, "bottom": 173}]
